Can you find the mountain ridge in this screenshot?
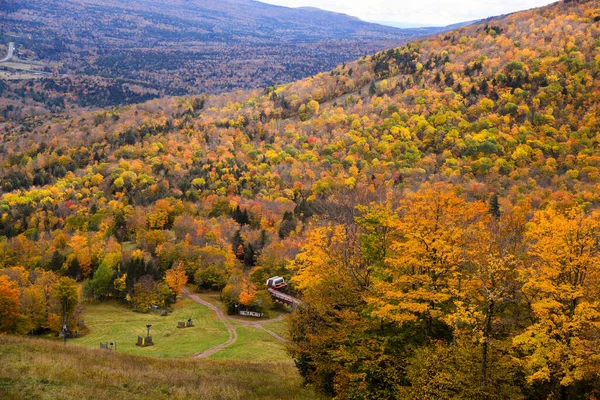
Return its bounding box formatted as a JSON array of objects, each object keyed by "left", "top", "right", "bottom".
[{"left": 0, "top": 0, "right": 457, "bottom": 118}]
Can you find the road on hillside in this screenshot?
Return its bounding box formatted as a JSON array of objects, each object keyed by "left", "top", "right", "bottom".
[
  {"left": 0, "top": 42, "right": 15, "bottom": 63},
  {"left": 182, "top": 288, "right": 288, "bottom": 359}
]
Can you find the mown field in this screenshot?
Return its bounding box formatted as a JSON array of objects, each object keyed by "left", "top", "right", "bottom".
[
  {"left": 210, "top": 326, "right": 289, "bottom": 361},
  {"left": 71, "top": 296, "right": 290, "bottom": 361},
  {"left": 71, "top": 298, "right": 228, "bottom": 358},
  {"left": 0, "top": 335, "right": 319, "bottom": 400}
]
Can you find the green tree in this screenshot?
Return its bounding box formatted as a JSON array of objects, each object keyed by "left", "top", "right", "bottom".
[
  {"left": 52, "top": 277, "right": 80, "bottom": 332},
  {"left": 84, "top": 260, "right": 114, "bottom": 299}
]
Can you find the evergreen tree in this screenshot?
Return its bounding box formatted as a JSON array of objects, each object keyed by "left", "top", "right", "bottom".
[{"left": 489, "top": 194, "right": 501, "bottom": 218}]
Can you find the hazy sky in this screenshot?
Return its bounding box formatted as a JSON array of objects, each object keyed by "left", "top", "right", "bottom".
[{"left": 260, "top": 0, "right": 557, "bottom": 26}]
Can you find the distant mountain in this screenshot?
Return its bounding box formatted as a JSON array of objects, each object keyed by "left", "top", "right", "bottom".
[
  {"left": 371, "top": 21, "right": 428, "bottom": 29},
  {"left": 372, "top": 20, "right": 478, "bottom": 29},
  {"left": 0, "top": 0, "right": 453, "bottom": 117},
  {"left": 395, "top": 20, "right": 481, "bottom": 37}
]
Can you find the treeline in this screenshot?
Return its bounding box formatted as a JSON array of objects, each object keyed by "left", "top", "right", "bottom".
[
  {"left": 289, "top": 183, "right": 600, "bottom": 399},
  {"left": 0, "top": 268, "right": 80, "bottom": 336},
  {"left": 0, "top": 77, "right": 160, "bottom": 122},
  {"left": 0, "top": 190, "right": 300, "bottom": 320}
]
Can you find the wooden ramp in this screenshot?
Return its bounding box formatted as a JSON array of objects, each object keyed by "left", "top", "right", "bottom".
[{"left": 267, "top": 288, "right": 304, "bottom": 308}]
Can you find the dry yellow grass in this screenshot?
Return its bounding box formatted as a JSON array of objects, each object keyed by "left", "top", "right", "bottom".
[{"left": 0, "top": 335, "right": 320, "bottom": 400}]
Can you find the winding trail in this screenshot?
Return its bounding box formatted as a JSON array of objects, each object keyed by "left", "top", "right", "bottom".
[
  {"left": 182, "top": 288, "right": 238, "bottom": 359},
  {"left": 0, "top": 42, "right": 15, "bottom": 63},
  {"left": 182, "top": 288, "right": 288, "bottom": 359},
  {"left": 242, "top": 313, "right": 287, "bottom": 342}
]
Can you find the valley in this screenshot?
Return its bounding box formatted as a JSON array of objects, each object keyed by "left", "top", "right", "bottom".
[
  {"left": 0, "top": 42, "right": 49, "bottom": 81},
  {"left": 0, "top": 0, "right": 455, "bottom": 118}
]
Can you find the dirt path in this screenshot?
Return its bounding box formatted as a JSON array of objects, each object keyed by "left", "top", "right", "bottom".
[
  {"left": 240, "top": 313, "right": 288, "bottom": 342},
  {"left": 0, "top": 42, "right": 15, "bottom": 63},
  {"left": 182, "top": 288, "right": 238, "bottom": 359},
  {"left": 183, "top": 289, "right": 288, "bottom": 359}
]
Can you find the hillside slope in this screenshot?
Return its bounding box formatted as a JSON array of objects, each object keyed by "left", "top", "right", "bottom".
[
  {"left": 0, "top": 0, "right": 449, "bottom": 117},
  {"left": 1, "top": 0, "right": 598, "bottom": 206},
  {"left": 0, "top": 335, "right": 318, "bottom": 400}
]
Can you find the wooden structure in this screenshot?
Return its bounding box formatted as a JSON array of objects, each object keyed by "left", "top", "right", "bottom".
[
  {"left": 267, "top": 287, "right": 303, "bottom": 308},
  {"left": 100, "top": 342, "right": 117, "bottom": 351},
  {"left": 239, "top": 310, "right": 263, "bottom": 318},
  {"left": 136, "top": 336, "right": 154, "bottom": 347},
  {"left": 266, "top": 276, "right": 287, "bottom": 289},
  {"left": 177, "top": 318, "right": 194, "bottom": 328}
]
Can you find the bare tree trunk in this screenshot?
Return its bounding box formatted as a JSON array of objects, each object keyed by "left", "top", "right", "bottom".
[
  {"left": 560, "top": 385, "right": 568, "bottom": 400},
  {"left": 481, "top": 300, "right": 494, "bottom": 391}
]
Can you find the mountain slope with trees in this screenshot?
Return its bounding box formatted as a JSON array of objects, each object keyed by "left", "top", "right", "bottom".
[
  {"left": 1, "top": 0, "right": 600, "bottom": 398},
  {"left": 0, "top": 0, "right": 449, "bottom": 118}
]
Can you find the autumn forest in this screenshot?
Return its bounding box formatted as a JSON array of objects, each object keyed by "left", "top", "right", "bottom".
[{"left": 1, "top": 0, "right": 600, "bottom": 399}]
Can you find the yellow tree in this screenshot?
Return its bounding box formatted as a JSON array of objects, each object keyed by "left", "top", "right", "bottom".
[
  {"left": 369, "top": 183, "right": 488, "bottom": 336},
  {"left": 130, "top": 276, "right": 160, "bottom": 312},
  {"left": 0, "top": 275, "right": 20, "bottom": 333},
  {"left": 448, "top": 201, "right": 529, "bottom": 392},
  {"left": 33, "top": 269, "right": 58, "bottom": 330},
  {"left": 238, "top": 276, "right": 257, "bottom": 306},
  {"left": 165, "top": 262, "right": 188, "bottom": 299},
  {"left": 291, "top": 224, "right": 368, "bottom": 307},
  {"left": 19, "top": 284, "right": 46, "bottom": 335},
  {"left": 50, "top": 277, "right": 80, "bottom": 333},
  {"left": 114, "top": 273, "right": 128, "bottom": 295},
  {"left": 289, "top": 223, "right": 371, "bottom": 396},
  {"left": 514, "top": 206, "right": 600, "bottom": 397},
  {"left": 289, "top": 220, "right": 410, "bottom": 398},
  {"left": 69, "top": 234, "right": 92, "bottom": 278}
]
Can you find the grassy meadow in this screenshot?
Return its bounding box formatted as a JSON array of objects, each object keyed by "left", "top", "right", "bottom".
[
  {"left": 209, "top": 326, "right": 289, "bottom": 361},
  {"left": 0, "top": 335, "right": 319, "bottom": 400},
  {"left": 0, "top": 293, "right": 307, "bottom": 399},
  {"left": 70, "top": 294, "right": 290, "bottom": 361},
  {"left": 260, "top": 318, "right": 289, "bottom": 339},
  {"left": 71, "top": 299, "right": 229, "bottom": 358}
]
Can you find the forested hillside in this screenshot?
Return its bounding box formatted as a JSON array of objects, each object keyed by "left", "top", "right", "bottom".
[
  {"left": 1, "top": 0, "right": 600, "bottom": 398},
  {"left": 0, "top": 0, "right": 446, "bottom": 118}
]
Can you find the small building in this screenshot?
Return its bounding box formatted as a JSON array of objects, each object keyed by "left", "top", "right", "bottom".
[{"left": 266, "top": 276, "right": 287, "bottom": 289}]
